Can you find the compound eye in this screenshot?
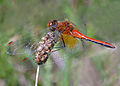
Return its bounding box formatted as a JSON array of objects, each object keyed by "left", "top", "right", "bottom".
[
  {"left": 48, "top": 20, "right": 58, "bottom": 27},
  {"left": 50, "top": 22, "right": 53, "bottom": 26},
  {"left": 48, "top": 22, "right": 53, "bottom": 27}
]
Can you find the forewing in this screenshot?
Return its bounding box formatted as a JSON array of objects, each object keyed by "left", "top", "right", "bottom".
[{"left": 6, "top": 37, "right": 40, "bottom": 62}]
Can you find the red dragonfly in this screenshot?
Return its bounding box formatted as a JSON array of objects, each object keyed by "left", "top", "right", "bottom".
[
  {"left": 48, "top": 19, "right": 115, "bottom": 49},
  {"left": 7, "top": 19, "right": 115, "bottom": 65}
]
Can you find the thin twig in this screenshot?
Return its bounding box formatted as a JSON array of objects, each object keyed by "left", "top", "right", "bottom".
[{"left": 35, "top": 65, "right": 40, "bottom": 86}]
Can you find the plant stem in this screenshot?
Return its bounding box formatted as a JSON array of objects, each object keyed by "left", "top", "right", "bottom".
[{"left": 35, "top": 65, "right": 40, "bottom": 86}]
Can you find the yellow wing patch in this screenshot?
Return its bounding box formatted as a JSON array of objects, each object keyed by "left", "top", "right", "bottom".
[{"left": 62, "top": 34, "right": 78, "bottom": 49}]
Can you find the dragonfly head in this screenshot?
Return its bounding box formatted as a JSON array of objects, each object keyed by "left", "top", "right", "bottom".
[{"left": 48, "top": 20, "right": 58, "bottom": 31}]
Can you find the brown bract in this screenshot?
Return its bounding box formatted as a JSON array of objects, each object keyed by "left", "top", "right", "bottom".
[{"left": 34, "top": 32, "right": 56, "bottom": 65}]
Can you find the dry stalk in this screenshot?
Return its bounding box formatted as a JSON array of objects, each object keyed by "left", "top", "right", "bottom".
[{"left": 34, "top": 31, "right": 57, "bottom": 86}]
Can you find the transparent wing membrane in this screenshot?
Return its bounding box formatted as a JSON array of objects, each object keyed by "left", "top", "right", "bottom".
[
  {"left": 6, "top": 33, "right": 68, "bottom": 69},
  {"left": 7, "top": 36, "right": 40, "bottom": 60}
]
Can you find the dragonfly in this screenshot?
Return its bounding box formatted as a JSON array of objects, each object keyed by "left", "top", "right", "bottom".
[
  {"left": 7, "top": 19, "right": 115, "bottom": 66},
  {"left": 47, "top": 19, "right": 115, "bottom": 48}
]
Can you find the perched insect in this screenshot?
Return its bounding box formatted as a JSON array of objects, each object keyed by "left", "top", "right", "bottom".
[
  {"left": 7, "top": 19, "right": 115, "bottom": 66},
  {"left": 48, "top": 19, "right": 115, "bottom": 48}
]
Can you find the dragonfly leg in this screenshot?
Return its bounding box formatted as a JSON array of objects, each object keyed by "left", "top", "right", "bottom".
[{"left": 60, "top": 35, "right": 66, "bottom": 48}]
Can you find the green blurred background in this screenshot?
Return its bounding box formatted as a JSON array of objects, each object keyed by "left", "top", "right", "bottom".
[{"left": 0, "top": 0, "right": 120, "bottom": 86}]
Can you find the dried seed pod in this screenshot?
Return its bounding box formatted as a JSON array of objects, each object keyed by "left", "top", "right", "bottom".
[
  {"left": 34, "top": 31, "right": 56, "bottom": 65},
  {"left": 46, "top": 49, "right": 51, "bottom": 53},
  {"left": 44, "top": 46, "right": 49, "bottom": 50},
  {"left": 42, "top": 37, "right": 47, "bottom": 41},
  {"left": 39, "top": 41, "right": 44, "bottom": 45},
  {"left": 36, "top": 46, "right": 43, "bottom": 51}
]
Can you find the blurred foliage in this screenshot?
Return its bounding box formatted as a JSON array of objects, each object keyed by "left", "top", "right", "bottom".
[{"left": 0, "top": 0, "right": 120, "bottom": 86}]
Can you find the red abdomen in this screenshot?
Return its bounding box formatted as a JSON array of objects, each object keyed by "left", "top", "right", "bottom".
[{"left": 71, "top": 30, "right": 115, "bottom": 48}]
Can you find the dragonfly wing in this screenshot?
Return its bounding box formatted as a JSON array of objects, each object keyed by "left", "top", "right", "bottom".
[
  {"left": 6, "top": 38, "right": 40, "bottom": 62},
  {"left": 61, "top": 34, "right": 78, "bottom": 48}
]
